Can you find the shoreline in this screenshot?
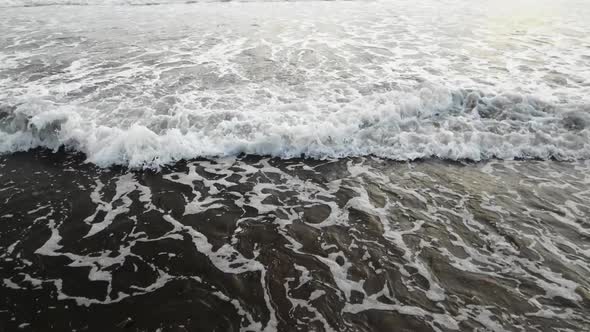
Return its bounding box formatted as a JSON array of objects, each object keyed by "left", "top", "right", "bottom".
[{"left": 1, "top": 147, "right": 584, "bottom": 172}]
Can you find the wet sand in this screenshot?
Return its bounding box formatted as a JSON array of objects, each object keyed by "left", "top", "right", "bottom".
[{"left": 1, "top": 150, "right": 589, "bottom": 331}]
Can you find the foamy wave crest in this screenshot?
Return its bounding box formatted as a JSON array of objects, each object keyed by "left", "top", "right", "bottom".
[{"left": 1, "top": 87, "right": 589, "bottom": 168}]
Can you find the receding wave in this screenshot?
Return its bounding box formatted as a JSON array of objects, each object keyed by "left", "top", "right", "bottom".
[{"left": 1, "top": 88, "right": 589, "bottom": 168}]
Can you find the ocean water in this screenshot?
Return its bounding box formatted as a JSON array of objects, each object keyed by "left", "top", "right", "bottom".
[
  {"left": 1, "top": 0, "right": 589, "bottom": 167},
  {"left": 1, "top": 1, "right": 590, "bottom": 331}
]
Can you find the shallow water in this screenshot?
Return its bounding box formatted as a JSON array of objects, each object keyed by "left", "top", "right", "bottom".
[{"left": 1, "top": 151, "right": 589, "bottom": 331}]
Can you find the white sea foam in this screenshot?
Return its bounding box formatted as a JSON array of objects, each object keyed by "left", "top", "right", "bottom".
[
  {"left": 1, "top": 0, "right": 589, "bottom": 167},
  {"left": 1, "top": 88, "right": 588, "bottom": 168}
]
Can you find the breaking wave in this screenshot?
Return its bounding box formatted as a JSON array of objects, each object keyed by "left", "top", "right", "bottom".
[
  {"left": 1, "top": 87, "right": 589, "bottom": 168},
  {"left": 2, "top": 0, "right": 589, "bottom": 168}
]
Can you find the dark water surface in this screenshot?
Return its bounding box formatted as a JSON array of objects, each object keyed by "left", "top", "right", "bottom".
[{"left": 1, "top": 150, "right": 589, "bottom": 331}]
